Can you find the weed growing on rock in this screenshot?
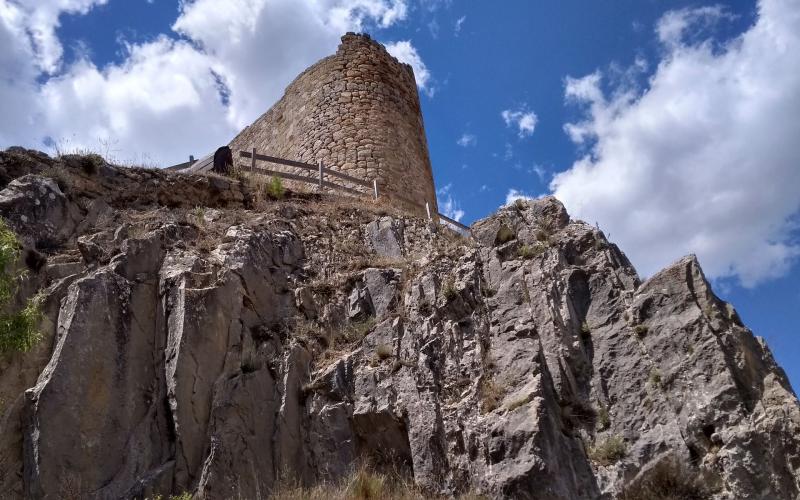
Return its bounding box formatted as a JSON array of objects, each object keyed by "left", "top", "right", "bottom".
[
  {"left": 633, "top": 324, "right": 649, "bottom": 338},
  {"left": 0, "top": 294, "right": 44, "bottom": 353},
  {"left": 0, "top": 220, "right": 43, "bottom": 354},
  {"left": 146, "top": 493, "right": 193, "bottom": 500},
  {"left": 596, "top": 405, "right": 610, "bottom": 430},
  {"left": 589, "top": 435, "right": 627, "bottom": 466},
  {"left": 580, "top": 321, "right": 592, "bottom": 338},
  {"left": 266, "top": 175, "right": 285, "bottom": 200},
  {"left": 0, "top": 219, "right": 21, "bottom": 304},
  {"left": 192, "top": 206, "right": 206, "bottom": 227},
  {"left": 442, "top": 276, "right": 457, "bottom": 302},
  {"left": 618, "top": 456, "right": 721, "bottom": 500},
  {"left": 342, "top": 317, "right": 377, "bottom": 343},
  {"left": 479, "top": 377, "right": 506, "bottom": 413},
  {"left": 518, "top": 244, "right": 544, "bottom": 260},
  {"left": 648, "top": 368, "right": 663, "bottom": 389},
  {"left": 269, "top": 462, "right": 487, "bottom": 500},
  {"left": 495, "top": 224, "right": 516, "bottom": 245},
  {"left": 375, "top": 344, "right": 394, "bottom": 360}
]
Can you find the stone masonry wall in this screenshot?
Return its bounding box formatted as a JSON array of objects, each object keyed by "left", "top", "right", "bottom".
[{"left": 228, "top": 33, "right": 438, "bottom": 214}]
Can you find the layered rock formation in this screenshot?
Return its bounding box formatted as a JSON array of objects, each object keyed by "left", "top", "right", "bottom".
[{"left": 0, "top": 148, "right": 798, "bottom": 499}]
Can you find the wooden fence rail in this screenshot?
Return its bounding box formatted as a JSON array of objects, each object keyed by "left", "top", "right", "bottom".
[{"left": 234, "top": 149, "right": 471, "bottom": 234}]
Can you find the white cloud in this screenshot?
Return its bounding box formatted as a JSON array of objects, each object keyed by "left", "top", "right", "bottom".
[
  {"left": 501, "top": 107, "right": 538, "bottom": 138},
  {"left": 437, "top": 183, "right": 464, "bottom": 222},
  {"left": 655, "top": 5, "right": 732, "bottom": 48},
  {"left": 454, "top": 15, "right": 465, "bottom": 35},
  {"left": 384, "top": 39, "right": 433, "bottom": 96},
  {"left": 505, "top": 189, "right": 534, "bottom": 206},
  {"left": 531, "top": 163, "right": 548, "bottom": 182},
  {"left": 456, "top": 133, "right": 476, "bottom": 147},
  {"left": 0, "top": 0, "right": 424, "bottom": 165},
  {"left": 551, "top": 0, "right": 800, "bottom": 287}
]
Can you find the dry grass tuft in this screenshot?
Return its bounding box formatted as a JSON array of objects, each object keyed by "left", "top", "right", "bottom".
[{"left": 618, "top": 457, "right": 721, "bottom": 500}]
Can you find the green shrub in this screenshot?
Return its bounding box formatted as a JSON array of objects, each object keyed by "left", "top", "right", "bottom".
[
  {"left": 589, "top": 435, "right": 627, "bottom": 466},
  {"left": 0, "top": 294, "right": 43, "bottom": 353},
  {"left": 266, "top": 175, "right": 285, "bottom": 200},
  {"left": 0, "top": 218, "right": 21, "bottom": 305},
  {"left": 0, "top": 220, "right": 43, "bottom": 354}
]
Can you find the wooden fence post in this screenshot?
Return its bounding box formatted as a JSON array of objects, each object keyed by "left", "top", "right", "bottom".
[
  {"left": 373, "top": 179, "right": 378, "bottom": 200},
  {"left": 318, "top": 161, "right": 324, "bottom": 191},
  {"left": 251, "top": 147, "right": 256, "bottom": 173}
]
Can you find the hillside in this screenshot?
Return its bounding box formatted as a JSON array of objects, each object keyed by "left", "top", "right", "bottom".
[{"left": 0, "top": 147, "right": 798, "bottom": 500}]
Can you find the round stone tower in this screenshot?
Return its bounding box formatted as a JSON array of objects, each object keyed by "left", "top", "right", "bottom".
[{"left": 229, "top": 33, "right": 437, "bottom": 213}]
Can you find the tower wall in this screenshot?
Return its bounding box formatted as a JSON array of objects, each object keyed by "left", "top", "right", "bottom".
[{"left": 229, "top": 33, "right": 437, "bottom": 213}]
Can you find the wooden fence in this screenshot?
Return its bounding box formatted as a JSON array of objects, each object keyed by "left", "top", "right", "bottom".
[
  {"left": 176, "top": 149, "right": 470, "bottom": 234},
  {"left": 237, "top": 150, "right": 470, "bottom": 234}
]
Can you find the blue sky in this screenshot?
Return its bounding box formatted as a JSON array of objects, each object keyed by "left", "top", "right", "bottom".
[{"left": 0, "top": 0, "right": 798, "bottom": 389}]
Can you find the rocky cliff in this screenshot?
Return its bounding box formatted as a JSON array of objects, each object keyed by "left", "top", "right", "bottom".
[{"left": 0, "top": 148, "right": 798, "bottom": 500}]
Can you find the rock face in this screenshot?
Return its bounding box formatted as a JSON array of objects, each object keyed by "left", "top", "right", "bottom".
[{"left": 0, "top": 149, "right": 799, "bottom": 500}]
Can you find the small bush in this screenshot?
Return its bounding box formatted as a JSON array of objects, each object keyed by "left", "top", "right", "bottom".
[
  {"left": 79, "top": 154, "right": 103, "bottom": 175},
  {"left": 619, "top": 457, "right": 721, "bottom": 500},
  {"left": 0, "top": 295, "right": 44, "bottom": 354},
  {"left": 0, "top": 220, "right": 43, "bottom": 354},
  {"left": 442, "top": 277, "right": 457, "bottom": 301},
  {"left": 495, "top": 224, "right": 516, "bottom": 245},
  {"left": 479, "top": 378, "right": 505, "bottom": 413},
  {"left": 648, "top": 368, "right": 663, "bottom": 389},
  {"left": 589, "top": 435, "right": 627, "bottom": 466},
  {"left": 633, "top": 324, "right": 648, "bottom": 338},
  {"left": 266, "top": 175, "right": 285, "bottom": 200},
  {"left": 192, "top": 206, "right": 206, "bottom": 226},
  {"left": 482, "top": 286, "right": 497, "bottom": 298},
  {"left": 597, "top": 406, "right": 610, "bottom": 430},
  {"left": 518, "top": 244, "right": 544, "bottom": 260},
  {"left": 342, "top": 317, "right": 377, "bottom": 343},
  {"left": 0, "top": 218, "right": 21, "bottom": 304},
  {"left": 375, "top": 344, "right": 394, "bottom": 360},
  {"left": 580, "top": 321, "right": 591, "bottom": 338},
  {"left": 535, "top": 226, "right": 553, "bottom": 244}
]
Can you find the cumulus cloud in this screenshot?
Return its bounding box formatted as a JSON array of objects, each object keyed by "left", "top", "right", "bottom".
[
  {"left": 456, "top": 133, "right": 476, "bottom": 147},
  {"left": 551, "top": 0, "right": 800, "bottom": 287},
  {"left": 384, "top": 40, "right": 433, "bottom": 95},
  {"left": 505, "top": 189, "right": 534, "bottom": 206},
  {"left": 0, "top": 0, "right": 427, "bottom": 165},
  {"left": 501, "top": 107, "right": 538, "bottom": 138},
  {"left": 437, "top": 183, "right": 464, "bottom": 222}
]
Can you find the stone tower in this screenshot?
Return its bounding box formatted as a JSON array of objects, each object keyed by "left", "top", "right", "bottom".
[{"left": 228, "top": 33, "right": 437, "bottom": 213}]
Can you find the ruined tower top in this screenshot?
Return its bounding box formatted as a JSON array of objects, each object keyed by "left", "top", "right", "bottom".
[{"left": 229, "top": 33, "right": 437, "bottom": 213}]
